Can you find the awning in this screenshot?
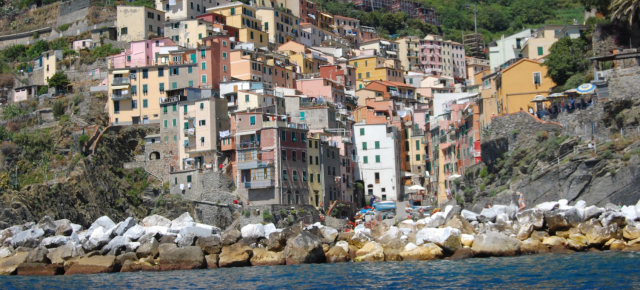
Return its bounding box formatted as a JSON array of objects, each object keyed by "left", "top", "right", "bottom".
[
  {"left": 111, "top": 85, "right": 129, "bottom": 90},
  {"left": 448, "top": 174, "right": 462, "bottom": 180},
  {"left": 112, "top": 69, "right": 129, "bottom": 74},
  {"left": 386, "top": 51, "right": 397, "bottom": 55},
  {"left": 531, "top": 95, "right": 547, "bottom": 102}
]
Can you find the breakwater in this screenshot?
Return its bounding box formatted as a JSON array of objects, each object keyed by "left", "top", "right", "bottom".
[{"left": 1, "top": 199, "right": 639, "bottom": 275}]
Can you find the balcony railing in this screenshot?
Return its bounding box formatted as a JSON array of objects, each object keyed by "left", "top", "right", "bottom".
[
  {"left": 184, "top": 128, "right": 195, "bottom": 136},
  {"left": 111, "top": 92, "right": 131, "bottom": 100},
  {"left": 244, "top": 179, "right": 275, "bottom": 189},
  {"left": 112, "top": 77, "right": 130, "bottom": 85},
  {"left": 237, "top": 158, "right": 274, "bottom": 170}
]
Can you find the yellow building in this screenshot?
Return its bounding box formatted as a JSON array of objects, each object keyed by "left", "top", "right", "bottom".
[
  {"left": 478, "top": 71, "right": 498, "bottom": 128},
  {"left": 164, "top": 19, "right": 215, "bottom": 49},
  {"left": 117, "top": 5, "right": 165, "bottom": 42},
  {"left": 40, "top": 50, "right": 63, "bottom": 85},
  {"left": 521, "top": 25, "right": 584, "bottom": 61},
  {"left": 395, "top": 36, "right": 421, "bottom": 72},
  {"left": 318, "top": 12, "right": 333, "bottom": 31},
  {"left": 496, "top": 58, "right": 556, "bottom": 115},
  {"left": 107, "top": 64, "right": 198, "bottom": 125},
  {"left": 277, "top": 41, "right": 328, "bottom": 75},
  {"left": 256, "top": 7, "right": 298, "bottom": 45},
  {"left": 307, "top": 133, "right": 323, "bottom": 208},
  {"left": 349, "top": 55, "right": 404, "bottom": 89},
  {"left": 207, "top": 2, "right": 268, "bottom": 47}
]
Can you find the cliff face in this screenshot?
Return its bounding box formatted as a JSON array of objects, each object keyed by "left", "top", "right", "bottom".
[
  {"left": 461, "top": 98, "right": 640, "bottom": 212},
  {"left": 0, "top": 127, "right": 194, "bottom": 229}
]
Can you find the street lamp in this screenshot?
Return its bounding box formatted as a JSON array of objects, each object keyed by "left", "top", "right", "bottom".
[{"left": 464, "top": 4, "right": 478, "bottom": 35}]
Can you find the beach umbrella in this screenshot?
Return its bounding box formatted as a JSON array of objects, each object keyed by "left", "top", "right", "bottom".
[
  {"left": 531, "top": 95, "right": 548, "bottom": 102},
  {"left": 576, "top": 83, "right": 596, "bottom": 95},
  {"left": 407, "top": 185, "right": 425, "bottom": 191},
  {"left": 564, "top": 88, "right": 578, "bottom": 94}
]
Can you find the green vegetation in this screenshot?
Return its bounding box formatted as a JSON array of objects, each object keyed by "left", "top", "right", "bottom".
[
  {"left": 123, "top": 168, "right": 148, "bottom": 205},
  {"left": 544, "top": 36, "right": 591, "bottom": 89},
  {"left": 262, "top": 210, "right": 273, "bottom": 222},
  {"left": 47, "top": 72, "right": 70, "bottom": 92},
  {"left": 57, "top": 23, "right": 71, "bottom": 32}
]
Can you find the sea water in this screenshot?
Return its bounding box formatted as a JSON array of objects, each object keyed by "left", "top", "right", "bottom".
[{"left": 2, "top": 251, "right": 640, "bottom": 289}]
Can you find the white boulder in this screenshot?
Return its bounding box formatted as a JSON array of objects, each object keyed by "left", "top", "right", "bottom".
[
  {"left": 416, "top": 227, "right": 461, "bottom": 251},
  {"left": 574, "top": 200, "right": 587, "bottom": 209},
  {"left": 263, "top": 223, "right": 278, "bottom": 238},
  {"left": 142, "top": 215, "right": 171, "bottom": 227},
  {"left": 114, "top": 217, "right": 136, "bottom": 236},
  {"left": 536, "top": 201, "right": 559, "bottom": 212},
  {"left": 335, "top": 241, "right": 349, "bottom": 252},
  {"left": 88, "top": 216, "right": 116, "bottom": 233},
  {"left": 123, "top": 225, "right": 145, "bottom": 240},
  {"left": 480, "top": 207, "right": 497, "bottom": 222},
  {"left": 461, "top": 210, "right": 479, "bottom": 222},
  {"left": 241, "top": 224, "right": 266, "bottom": 239}
]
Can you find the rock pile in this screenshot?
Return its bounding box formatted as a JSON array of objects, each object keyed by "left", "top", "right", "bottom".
[{"left": 0, "top": 199, "right": 639, "bottom": 275}]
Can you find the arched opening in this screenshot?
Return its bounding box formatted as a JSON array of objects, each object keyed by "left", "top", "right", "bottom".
[{"left": 149, "top": 151, "right": 160, "bottom": 160}]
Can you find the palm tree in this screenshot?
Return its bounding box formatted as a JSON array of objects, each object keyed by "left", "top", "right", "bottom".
[{"left": 609, "top": 0, "right": 640, "bottom": 25}]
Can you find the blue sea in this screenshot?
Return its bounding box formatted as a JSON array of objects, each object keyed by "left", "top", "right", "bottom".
[{"left": 2, "top": 251, "right": 640, "bottom": 289}]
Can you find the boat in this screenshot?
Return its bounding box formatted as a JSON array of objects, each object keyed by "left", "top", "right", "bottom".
[{"left": 372, "top": 201, "right": 396, "bottom": 211}]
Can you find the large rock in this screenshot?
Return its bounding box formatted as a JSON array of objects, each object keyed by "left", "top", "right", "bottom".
[
  {"left": 218, "top": 243, "right": 253, "bottom": 267},
  {"left": 10, "top": 228, "right": 45, "bottom": 248},
  {"left": 221, "top": 229, "right": 241, "bottom": 246},
  {"left": 37, "top": 216, "right": 57, "bottom": 237},
  {"left": 205, "top": 254, "right": 218, "bottom": 269},
  {"left": 82, "top": 226, "right": 112, "bottom": 251},
  {"left": 566, "top": 233, "right": 588, "bottom": 251},
  {"left": 135, "top": 238, "right": 159, "bottom": 258},
  {"left": 377, "top": 226, "right": 402, "bottom": 245},
  {"left": 123, "top": 225, "right": 145, "bottom": 241},
  {"left": 16, "top": 263, "right": 63, "bottom": 276},
  {"left": 169, "top": 213, "right": 195, "bottom": 232},
  {"left": 241, "top": 224, "right": 266, "bottom": 240},
  {"left": 120, "top": 260, "right": 158, "bottom": 272},
  {"left": 157, "top": 246, "right": 205, "bottom": 271},
  {"left": 196, "top": 235, "right": 222, "bottom": 255},
  {"left": 266, "top": 231, "right": 286, "bottom": 252},
  {"left": 40, "top": 235, "right": 71, "bottom": 248},
  {"left": 623, "top": 224, "right": 640, "bottom": 240},
  {"left": 479, "top": 207, "right": 497, "bottom": 223},
  {"left": 47, "top": 244, "right": 83, "bottom": 265},
  {"left": 88, "top": 216, "right": 116, "bottom": 233},
  {"left": 114, "top": 217, "right": 137, "bottom": 237},
  {"left": 320, "top": 227, "right": 339, "bottom": 244},
  {"left": 600, "top": 211, "right": 626, "bottom": 228},
  {"left": 399, "top": 243, "right": 443, "bottom": 261},
  {"left": 583, "top": 206, "right": 605, "bottom": 220},
  {"left": 445, "top": 215, "right": 476, "bottom": 235},
  {"left": 250, "top": 248, "right": 285, "bottom": 266},
  {"left": 284, "top": 232, "right": 325, "bottom": 265},
  {"left": 461, "top": 210, "right": 479, "bottom": 222},
  {"left": 354, "top": 241, "right": 384, "bottom": 262},
  {"left": 26, "top": 246, "right": 49, "bottom": 263},
  {"left": 621, "top": 206, "right": 638, "bottom": 223},
  {"left": 326, "top": 245, "right": 350, "bottom": 263},
  {"left": 101, "top": 236, "right": 131, "bottom": 255},
  {"left": 544, "top": 209, "right": 583, "bottom": 231},
  {"left": 349, "top": 231, "right": 372, "bottom": 248},
  {"left": 606, "top": 238, "right": 628, "bottom": 251},
  {"left": 542, "top": 236, "right": 566, "bottom": 247},
  {"left": 0, "top": 252, "right": 28, "bottom": 275},
  {"left": 536, "top": 201, "right": 559, "bottom": 212},
  {"left": 65, "top": 255, "right": 116, "bottom": 275},
  {"left": 471, "top": 232, "right": 521, "bottom": 256},
  {"left": 461, "top": 234, "right": 474, "bottom": 247},
  {"left": 520, "top": 238, "right": 549, "bottom": 254},
  {"left": 447, "top": 247, "right": 474, "bottom": 260},
  {"left": 54, "top": 219, "right": 73, "bottom": 236},
  {"left": 516, "top": 208, "right": 544, "bottom": 229},
  {"left": 417, "top": 213, "right": 446, "bottom": 228},
  {"left": 416, "top": 227, "right": 461, "bottom": 252},
  {"left": 141, "top": 215, "right": 171, "bottom": 227},
  {"left": 580, "top": 221, "right": 619, "bottom": 246},
  {"left": 263, "top": 223, "right": 278, "bottom": 238}
]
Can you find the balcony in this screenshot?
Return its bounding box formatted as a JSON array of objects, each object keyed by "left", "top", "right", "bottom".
[
  {"left": 244, "top": 179, "right": 275, "bottom": 189},
  {"left": 237, "top": 140, "right": 260, "bottom": 150},
  {"left": 184, "top": 128, "right": 195, "bottom": 136},
  {"left": 111, "top": 92, "right": 131, "bottom": 100},
  {"left": 112, "top": 77, "right": 130, "bottom": 85},
  {"left": 237, "top": 159, "right": 274, "bottom": 170}
]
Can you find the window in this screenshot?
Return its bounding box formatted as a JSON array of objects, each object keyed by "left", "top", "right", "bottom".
[
  {"left": 183, "top": 105, "right": 187, "bottom": 113},
  {"left": 159, "top": 83, "right": 164, "bottom": 92},
  {"left": 172, "top": 119, "right": 177, "bottom": 126},
  {"left": 416, "top": 154, "right": 421, "bottom": 161},
  {"left": 222, "top": 52, "right": 227, "bottom": 59},
  {"left": 315, "top": 156, "right": 318, "bottom": 165},
  {"left": 199, "top": 120, "right": 206, "bottom": 126},
  {"left": 245, "top": 94, "right": 249, "bottom": 102},
  {"left": 184, "top": 122, "right": 189, "bottom": 130},
  {"left": 310, "top": 174, "right": 314, "bottom": 182},
  {"left": 292, "top": 132, "right": 297, "bottom": 142},
  {"left": 143, "top": 99, "right": 148, "bottom": 108},
  {"left": 131, "top": 85, "right": 137, "bottom": 95},
  {"left": 250, "top": 116, "right": 256, "bottom": 125},
  {"left": 537, "top": 46, "right": 544, "bottom": 56},
  {"left": 142, "top": 84, "right": 148, "bottom": 95},
  {"left": 158, "top": 68, "right": 164, "bottom": 77},
  {"left": 375, "top": 155, "right": 380, "bottom": 163},
  {"left": 302, "top": 152, "right": 306, "bottom": 162},
  {"left": 121, "top": 27, "right": 128, "bottom": 35},
  {"left": 200, "top": 137, "right": 205, "bottom": 145},
  {"left": 164, "top": 120, "right": 168, "bottom": 128},
  {"left": 415, "top": 140, "right": 420, "bottom": 150},
  {"left": 172, "top": 82, "right": 177, "bottom": 89},
  {"left": 292, "top": 151, "right": 297, "bottom": 161},
  {"left": 360, "top": 128, "right": 365, "bottom": 135},
  {"left": 362, "top": 142, "right": 367, "bottom": 150},
  {"left": 281, "top": 131, "right": 286, "bottom": 141},
  {"left": 200, "top": 50, "right": 205, "bottom": 58},
  {"left": 188, "top": 67, "right": 192, "bottom": 73},
  {"left": 281, "top": 150, "right": 287, "bottom": 160},
  {"left": 375, "top": 141, "right": 380, "bottom": 149},
  {"left": 300, "top": 111, "right": 305, "bottom": 121},
  {"left": 142, "top": 69, "right": 148, "bottom": 79},
  {"left": 230, "top": 7, "right": 235, "bottom": 15},
  {"left": 363, "top": 156, "right": 368, "bottom": 164},
  {"left": 200, "top": 103, "right": 204, "bottom": 110},
  {"left": 533, "top": 72, "right": 541, "bottom": 85},
  {"left": 187, "top": 175, "right": 192, "bottom": 182},
  {"left": 293, "top": 171, "right": 298, "bottom": 181},
  {"left": 201, "top": 62, "right": 206, "bottom": 70},
  {"left": 406, "top": 155, "right": 410, "bottom": 162},
  {"left": 188, "top": 80, "right": 193, "bottom": 87},
  {"left": 202, "top": 75, "right": 207, "bottom": 83},
  {"left": 366, "top": 72, "right": 370, "bottom": 78},
  {"left": 374, "top": 172, "right": 380, "bottom": 183},
  {"left": 172, "top": 104, "right": 177, "bottom": 112}
]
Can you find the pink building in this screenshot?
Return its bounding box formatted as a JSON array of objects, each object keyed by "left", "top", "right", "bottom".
[
  {"left": 295, "top": 78, "right": 345, "bottom": 104},
  {"left": 108, "top": 38, "right": 178, "bottom": 69},
  {"left": 73, "top": 39, "right": 94, "bottom": 51},
  {"left": 420, "top": 35, "right": 443, "bottom": 76},
  {"left": 319, "top": 64, "right": 355, "bottom": 90}
]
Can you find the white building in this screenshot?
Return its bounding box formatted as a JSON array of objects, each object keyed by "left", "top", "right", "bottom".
[
  {"left": 489, "top": 29, "right": 532, "bottom": 72},
  {"left": 155, "top": 0, "right": 210, "bottom": 21},
  {"left": 353, "top": 123, "right": 402, "bottom": 202}
]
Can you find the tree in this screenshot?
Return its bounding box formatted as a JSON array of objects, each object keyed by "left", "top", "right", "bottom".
[
  {"left": 609, "top": 0, "right": 640, "bottom": 25},
  {"left": 544, "top": 37, "right": 591, "bottom": 87},
  {"left": 47, "top": 71, "right": 70, "bottom": 92}
]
